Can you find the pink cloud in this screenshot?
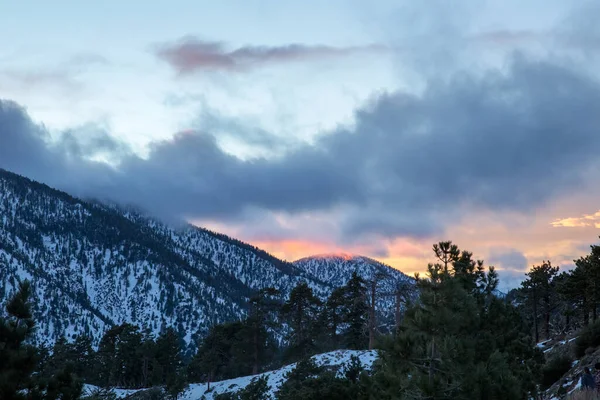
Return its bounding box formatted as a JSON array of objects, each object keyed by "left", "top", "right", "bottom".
[{"left": 155, "top": 37, "right": 387, "bottom": 75}]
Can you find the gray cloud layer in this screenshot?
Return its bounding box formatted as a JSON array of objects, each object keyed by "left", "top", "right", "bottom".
[
  {"left": 2, "top": 56, "right": 600, "bottom": 241},
  {"left": 155, "top": 37, "right": 386, "bottom": 75}
]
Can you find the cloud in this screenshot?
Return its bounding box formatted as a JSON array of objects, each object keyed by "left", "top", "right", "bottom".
[
  {"left": 0, "top": 53, "right": 108, "bottom": 94},
  {"left": 154, "top": 37, "right": 386, "bottom": 75},
  {"left": 488, "top": 248, "right": 528, "bottom": 271},
  {"left": 551, "top": 211, "right": 600, "bottom": 228},
  {"left": 0, "top": 101, "right": 120, "bottom": 194},
  {"left": 2, "top": 54, "right": 600, "bottom": 243},
  {"left": 58, "top": 123, "right": 132, "bottom": 161},
  {"left": 474, "top": 30, "right": 542, "bottom": 46},
  {"left": 469, "top": 3, "right": 600, "bottom": 55},
  {"left": 1, "top": 70, "right": 81, "bottom": 93},
  {"left": 472, "top": 29, "right": 600, "bottom": 54},
  {"left": 496, "top": 269, "right": 527, "bottom": 293},
  {"left": 486, "top": 248, "right": 529, "bottom": 292},
  {"left": 195, "top": 107, "right": 300, "bottom": 157}
]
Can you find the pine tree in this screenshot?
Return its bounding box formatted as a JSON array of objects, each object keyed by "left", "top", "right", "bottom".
[
  {"left": 44, "top": 363, "right": 83, "bottom": 400},
  {"left": 215, "top": 375, "right": 272, "bottom": 400},
  {"left": 188, "top": 323, "right": 239, "bottom": 390},
  {"left": 95, "top": 325, "right": 120, "bottom": 387},
  {"left": 521, "top": 261, "right": 559, "bottom": 342},
  {"left": 275, "top": 358, "right": 324, "bottom": 399},
  {"left": 95, "top": 323, "right": 145, "bottom": 388},
  {"left": 275, "top": 357, "right": 366, "bottom": 400},
  {"left": 246, "top": 288, "right": 280, "bottom": 375},
  {"left": 0, "top": 280, "right": 83, "bottom": 400},
  {"left": 343, "top": 272, "right": 368, "bottom": 350},
  {"left": 44, "top": 337, "right": 73, "bottom": 378},
  {"left": 554, "top": 271, "right": 580, "bottom": 333},
  {"left": 576, "top": 242, "right": 600, "bottom": 322},
  {"left": 0, "top": 281, "right": 38, "bottom": 400},
  {"left": 118, "top": 324, "right": 144, "bottom": 388},
  {"left": 432, "top": 241, "right": 460, "bottom": 273},
  {"left": 281, "top": 282, "right": 321, "bottom": 361},
  {"left": 374, "top": 242, "right": 543, "bottom": 400},
  {"left": 320, "top": 287, "right": 346, "bottom": 350},
  {"left": 393, "top": 279, "right": 415, "bottom": 332},
  {"left": 156, "top": 327, "right": 183, "bottom": 387},
  {"left": 366, "top": 271, "right": 390, "bottom": 350},
  {"left": 570, "top": 260, "right": 593, "bottom": 326},
  {"left": 72, "top": 335, "right": 94, "bottom": 381},
  {"left": 165, "top": 369, "right": 187, "bottom": 400},
  {"left": 138, "top": 330, "right": 159, "bottom": 388}
]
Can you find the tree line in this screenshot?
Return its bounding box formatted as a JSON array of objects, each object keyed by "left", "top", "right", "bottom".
[
  {"left": 509, "top": 237, "right": 600, "bottom": 342},
  {"left": 0, "top": 270, "right": 379, "bottom": 399},
  {"left": 5, "top": 240, "right": 585, "bottom": 399},
  {"left": 188, "top": 272, "right": 381, "bottom": 391},
  {"left": 216, "top": 241, "right": 547, "bottom": 399}
]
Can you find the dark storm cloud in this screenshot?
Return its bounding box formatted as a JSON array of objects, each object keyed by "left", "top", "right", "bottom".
[
  {"left": 0, "top": 101, "right": 120, "bottom": 196},
  {"left": 59, "top": 124, "right": 131, "bottom": 159},
  {"left": 154, "top": 37, "right": 386, "bottom": 75},
  {"left": 2, "top": 56, "right": 600, "bottom": 239},
  {"left": 0, "top": 101, "right": 56, "bottom": 176},
  {"left": 111, "top": 130, "right": 362, "bottom": 218}
]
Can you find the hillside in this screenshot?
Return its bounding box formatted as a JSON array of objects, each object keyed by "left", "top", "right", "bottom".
[
  {"left": 0, "top": 168, "right": 412, "bottom": 347},
  {"left": 82, "top": 349, "right": 378, "bottom": 399},
  {"left": 511, "top": 324, "right": 600, "bottom": 400}
]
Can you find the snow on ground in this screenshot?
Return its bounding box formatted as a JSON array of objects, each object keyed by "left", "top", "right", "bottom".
[
  {"left": 536, "top": 339, "right": 552, "bottom": 348},
  {"left": 82, "top": 384, "right": 142, "bottom": 398},
  {"left": 82, "top": 349, "right": 378, "bottom": 399},
  {"left": 181, "top": 349, "right": 378, "bottom": 400}
]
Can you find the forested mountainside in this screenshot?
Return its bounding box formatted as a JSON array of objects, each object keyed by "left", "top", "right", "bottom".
[
  {"left": 294, "top": 254, "right": 413, "bottom": 296},
  {"left": 0, "top": 168, "right": 411, "bottom": 347},
  {"left": 294, "top": 254, "right": 415, "bottom": 326}
]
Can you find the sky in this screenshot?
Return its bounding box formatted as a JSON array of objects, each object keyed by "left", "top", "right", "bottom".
[{"left": 2, "top": 0, "right": 600, "bottom": 290}]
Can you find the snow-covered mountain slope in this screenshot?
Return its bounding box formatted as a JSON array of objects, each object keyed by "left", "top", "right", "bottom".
[
  {"left": 82, "top": 349, "right": 379, "bottom": 399},
  {"left": 0, "top": 168, "right": 412, "bottom": 347},
  {"left": 294, "top": 254, "right": 415, "bottom": 318},
  {"left": 0, "top": 169, "right": 248, "bottom": 346},
  {"left": 294, "top": 253, "right": 413, "bottom": 289}
]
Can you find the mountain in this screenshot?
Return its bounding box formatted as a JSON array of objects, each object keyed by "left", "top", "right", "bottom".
[
  {"left": 294, "top": 253, "right": 414, "bottom": 322},
  {"left": 0, "top": 168, "right": 412, "bottom": 347},
  {"left": 294, "top": 253, "right": 413, "bottom": 290}
]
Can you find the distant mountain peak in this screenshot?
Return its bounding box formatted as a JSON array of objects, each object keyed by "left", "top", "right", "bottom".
[
  {"left": 293, "top": 252, "right": 412, "bottom": 291},
  {"left": 297, "top": 252, "right": 360, "bottom": 262}
]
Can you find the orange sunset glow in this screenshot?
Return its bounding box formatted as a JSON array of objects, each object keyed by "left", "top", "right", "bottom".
[
  {"left": 197, "top": 200, "right": 600, "bottom": 291},
  {"left": 3, "top": 0, "right": 600, "bottom": 295},
  {"left": 4, "top": 2, "right": 600, "bottom": 397}
]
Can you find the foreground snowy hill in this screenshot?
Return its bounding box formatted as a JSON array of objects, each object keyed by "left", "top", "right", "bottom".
[
  {"left": 0, "top": 168, "right": 412, "bottom": 347},
  {"left": 82, "top": 349, "right": 378, "bottom": 399}
]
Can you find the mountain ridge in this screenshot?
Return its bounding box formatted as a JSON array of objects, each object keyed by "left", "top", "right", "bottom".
[{"left": 0, "top": 167, "right": 412, "bottom": 348}]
